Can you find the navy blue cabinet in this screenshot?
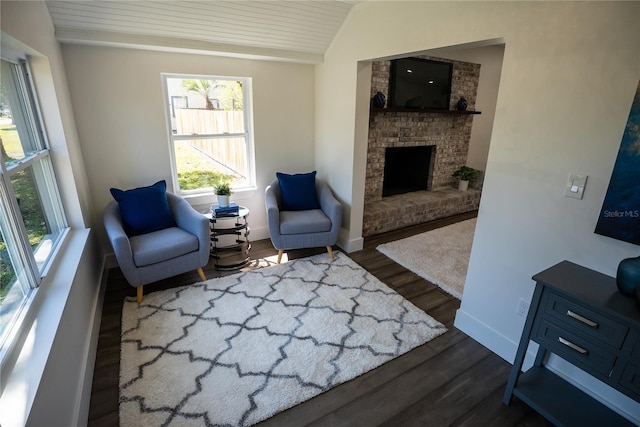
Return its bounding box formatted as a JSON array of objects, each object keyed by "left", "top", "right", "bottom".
[{"left": 503, "top": 261, "right": 640, "bottom": 426}]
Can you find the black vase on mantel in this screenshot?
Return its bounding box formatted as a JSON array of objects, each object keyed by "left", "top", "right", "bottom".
[
  {"left": 372, "top": 91, "right": 386, "bottom": 108},
  {"left": 616, "top": 255, "right": 640, "bottom": 296},
  {"left": 456, "top": 97, "right": 468, "bottom": 111}
]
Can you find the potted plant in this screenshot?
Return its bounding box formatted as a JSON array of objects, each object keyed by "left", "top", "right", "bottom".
[
  {"left": 452, "top": 165, "right": 479, "bottom": 191},
  {"left": 214, "top": 181, "right": 232, "bottom": 207}
]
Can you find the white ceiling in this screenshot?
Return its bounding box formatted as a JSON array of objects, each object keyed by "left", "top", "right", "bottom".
[{"left": 46, "top": 1, "right": 356, "bottom": 63}]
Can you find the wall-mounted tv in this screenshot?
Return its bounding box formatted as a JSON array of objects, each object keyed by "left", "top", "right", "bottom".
[{"left": 389, "top": 57, "right": 453, "bottom": 110}]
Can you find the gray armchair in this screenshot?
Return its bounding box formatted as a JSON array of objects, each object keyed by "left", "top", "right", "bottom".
[
  {"left": 103, "top": 192, "right": 209, "bottom": 303},
  {"left": 265, "top": 178, "right": 342, "bottom": 263}
]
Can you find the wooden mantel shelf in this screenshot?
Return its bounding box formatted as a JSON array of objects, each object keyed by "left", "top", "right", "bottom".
[{"left": 371, "top": 107, "right": 481, "bottom": 115}]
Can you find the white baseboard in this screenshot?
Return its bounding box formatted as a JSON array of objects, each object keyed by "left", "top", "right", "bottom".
[
  {"left": 104, "top": 253, "right": 118, "bottom": 269},
  {"left": 453, "top": 308, "right": 537, "bottom": 369},
  {"left": 338, "top": 228, "right": 363, "bottom": 253},
  {"left": 75, "top": 258, "right": 108, "bottom": 426},
  {"left": 249, "top": 225, "right": 270, "bottom": 242},
  {"left": 339, "top": 237, "right": 364, "bottom": 253}
]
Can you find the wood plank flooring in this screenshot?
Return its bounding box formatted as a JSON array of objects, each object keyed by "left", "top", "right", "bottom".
[{"left": 88, "top": 211, "right": 550, "bottom": 426}]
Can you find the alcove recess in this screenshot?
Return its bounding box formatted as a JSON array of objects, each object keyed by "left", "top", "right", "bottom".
[{"left": 363, "top": 56, "right": 482, "bottom": 237}]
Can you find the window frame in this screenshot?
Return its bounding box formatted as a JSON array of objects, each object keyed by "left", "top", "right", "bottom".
[
  {"left": 161, "top": 73, "right": 257, "bottom": 196},
  {"left": 0, "top": 57, "right": 69, "bottom": 363}
]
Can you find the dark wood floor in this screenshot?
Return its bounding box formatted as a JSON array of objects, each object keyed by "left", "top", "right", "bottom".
[{"left": 88, "top": 211, "right": 550, "bottom": 426}]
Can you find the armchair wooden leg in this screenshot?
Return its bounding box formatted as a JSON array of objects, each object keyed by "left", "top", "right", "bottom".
[
  {"left": 137, "top": 286, "right": 143, "bottom": 305},
  {"left": 327, "top": 246, "right": 334, "bottom": 259},
  {"left": 197, "top": 267, "right": 207, "bottom": 282},
  {"left": 277, "top": 249, "right": 284, "bottom": 264}
]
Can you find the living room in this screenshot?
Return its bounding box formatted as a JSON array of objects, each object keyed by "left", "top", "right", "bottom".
[{"left": 1, "top": 1, "right": 639, "bottom": 425}]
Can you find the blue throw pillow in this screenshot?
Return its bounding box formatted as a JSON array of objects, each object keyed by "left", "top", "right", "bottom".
[
  {"left": 276, "top": 171, "right": 320, "bottom": 211},
  {"left": 110, "top": 180, "right": 176, "bottom": 236}
]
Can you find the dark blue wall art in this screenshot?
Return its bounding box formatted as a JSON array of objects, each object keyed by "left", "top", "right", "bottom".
[{"left": 595, "top": 81, "right": 640, "bottom": 246}]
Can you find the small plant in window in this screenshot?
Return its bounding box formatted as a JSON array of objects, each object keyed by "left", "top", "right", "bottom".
[
  {"left": 214, "top": 181, "right": 232, "bottom": 208},
  {"left": 214, "top": 181, "right": 231, "bottom": 196}
]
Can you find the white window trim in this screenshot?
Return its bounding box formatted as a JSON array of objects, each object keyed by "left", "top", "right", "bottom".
[
  {"left": 161, "top": 73, "right": 257, "bottom": 202},
  {"left": 0, "top": 229, "right": 88, "bottom": 427},
  {"left": 0, "top": 56, "right": 70, "bottom": 372}
]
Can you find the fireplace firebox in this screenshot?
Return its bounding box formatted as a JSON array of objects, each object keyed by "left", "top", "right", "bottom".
[{"left": 382, "top": 146, "right": 433, "bottom": 197}]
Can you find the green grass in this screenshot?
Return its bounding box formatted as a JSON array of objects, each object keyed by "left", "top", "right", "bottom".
[
  {"left": 1, "top": 123, "right": 24, "bottom": 159},
  {"left": 174, "top": 141, "right": 235, "bottom": 190},
  {"left": 1, "top": 122, "right": 47, "bottom": 302},
  {"left": 178, "top": 170, "right": 233, "bottom": 190},
  {"left": 0, "top": 235, "right": 12, "bottom": 302}
]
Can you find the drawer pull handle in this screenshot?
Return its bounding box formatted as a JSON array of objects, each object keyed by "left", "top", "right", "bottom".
[
  {"left": 558, "top": 337, "right": 588, "bottom": 355},
  {"left": 566, "top": 310, "right": 598, "bottom": 328}
]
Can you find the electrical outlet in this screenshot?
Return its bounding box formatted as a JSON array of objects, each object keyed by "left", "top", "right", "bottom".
[{"left": 516, "top": 299, "right": 530, "bottom": 317}]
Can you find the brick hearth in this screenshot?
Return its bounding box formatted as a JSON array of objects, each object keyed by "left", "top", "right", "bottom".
[{"left": 362, "top": 188, "right": 481, "bottom": 237}]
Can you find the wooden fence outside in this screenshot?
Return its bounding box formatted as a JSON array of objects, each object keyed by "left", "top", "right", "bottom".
[{"left": 176, "top": 109, "right": 247, "bottom": 177}]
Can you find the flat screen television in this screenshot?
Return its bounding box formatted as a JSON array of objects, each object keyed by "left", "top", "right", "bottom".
[{"left": 389, "top": 57, "right": 453, "bottom": 110}]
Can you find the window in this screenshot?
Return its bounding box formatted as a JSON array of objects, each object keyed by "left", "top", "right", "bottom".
[
  {"left": 0, "top": 59, "right": 68, "bottom": 352},
  {"left": 162, "top": 74, "right": 256, "bottom": 193}
]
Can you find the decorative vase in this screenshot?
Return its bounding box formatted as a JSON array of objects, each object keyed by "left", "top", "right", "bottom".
[
  {"left": 372, "top": 91, "right": 386, "bottom": 108},
  {"left": 217, "top": 195, "right": 230, "bottom": 208},
  {"left": 458, "top": 180, "right": 469, "bottom": 191},
  {"left": 616, "top": 255, "right": 640, "bottom": 296},
  {"left": 456, "top": 97, "right": 468, "bottom": 111}
]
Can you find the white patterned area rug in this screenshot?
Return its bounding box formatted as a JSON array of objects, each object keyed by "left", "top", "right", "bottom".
[
  {"left": 120, "top": 252, "right": 446, "bottom": 426},
  {"left": 376, "top": 218, "right": 476, "bottom": 300}
]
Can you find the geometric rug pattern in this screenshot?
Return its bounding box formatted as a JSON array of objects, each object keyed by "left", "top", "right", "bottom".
[
  {"left": 376, "top": 218, "right": 476, "bottom": 300},
  {"left": 120, "top": 252, "right": 446, "bottom": 426}
]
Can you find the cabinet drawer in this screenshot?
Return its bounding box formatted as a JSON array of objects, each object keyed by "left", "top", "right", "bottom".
[
  {"left": 633, "top": 334, "right": 640, "bottom": 358},
  {"left": 534, "top": 318, "right": 617, "bottom": 378},
  {"left": 620, "top": 363, "right": 640, "bottom": 402},
  {"left": 541, "top": 291, "right": 628, "bottom": 349}
]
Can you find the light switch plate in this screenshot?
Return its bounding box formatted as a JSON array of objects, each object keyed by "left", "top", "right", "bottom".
[{"left": 565, "top": 173, "right": 587, "bottom": 199}]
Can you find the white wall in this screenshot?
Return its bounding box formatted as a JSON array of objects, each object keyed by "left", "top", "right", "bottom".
[
  {"left": 0, "top": 2, "right": 104, "bottom": 426},
  {"left": 61, "top": 45, "right": 317, "bottom": 255},
  {"left": 433, "top": 44, "right": 505, "bottom": 172},
  {"left": 316, "top": 1, "right": 640, "bottom": 421},
  {"left": 0, "top": 3, "right": 94, "bottom": 229}
]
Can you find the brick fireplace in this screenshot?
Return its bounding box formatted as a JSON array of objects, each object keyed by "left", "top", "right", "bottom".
[{"left": 362, "top": 57, "right": 483, "bottom": 236}]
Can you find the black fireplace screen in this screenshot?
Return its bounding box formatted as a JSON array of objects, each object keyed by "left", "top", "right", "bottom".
[{"left": 382, "top": 146, "right": 432, "bottom": 197}]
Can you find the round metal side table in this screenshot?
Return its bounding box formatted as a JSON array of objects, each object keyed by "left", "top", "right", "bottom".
[{"left": 203, "top": 206, "right": 250, "bottom": 270}]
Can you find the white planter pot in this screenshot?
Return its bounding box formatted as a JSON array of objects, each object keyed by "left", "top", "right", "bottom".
[
  {"left": 217, "top": 195, "right": 230, "bottom": 207},
  {"left": 458, "top": 180, "right": 469, "bottom": 191}
]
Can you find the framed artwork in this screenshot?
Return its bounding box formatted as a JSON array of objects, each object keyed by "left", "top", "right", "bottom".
[{"left": 595, "top": 80, "right": 640, "bottom": 246}]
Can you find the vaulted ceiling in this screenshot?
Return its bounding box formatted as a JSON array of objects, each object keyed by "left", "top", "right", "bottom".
[{"left": 46, "top": 1, "right": 356, "bottom": 63}]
